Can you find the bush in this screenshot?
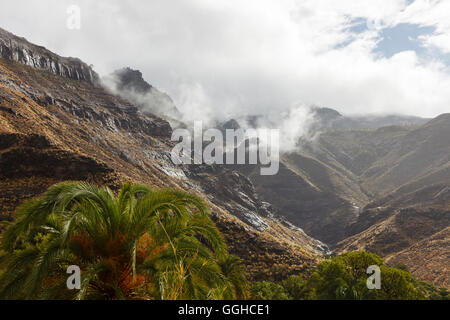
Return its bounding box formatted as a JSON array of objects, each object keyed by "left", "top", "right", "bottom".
[
  {"left": 307, "top": 252, "right": 426, "bottom": 300},
  {"left": 251, "top": 252, "right": 432, "bottom": 300},
  {"left": 250, "top": 281, "right": 290, "bottom": 300},
  {"left": 281, "top": 275, "right": 310, "bottom": 299}
]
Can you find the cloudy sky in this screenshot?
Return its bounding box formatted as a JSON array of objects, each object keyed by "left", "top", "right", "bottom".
[{"left": 1, "top": 0, "right": 450, "bottom": 119}]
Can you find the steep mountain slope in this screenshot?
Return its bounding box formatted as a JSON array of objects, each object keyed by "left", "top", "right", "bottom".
[
  {"left": 362, "top": 114, "right": 450, "bottom": 197},
  {"left": 234, "top": 160, "right": 357, "bottom": 244},
  {"left": 386, "top": 226, "right": 450, "bottom": 289},
  {"left": 303, "top": 117, "right": 450, "bottom": 288},
  {"left": 336, "top": 206, "right": 450, "bottom": 289},
  {"left": 233, "top": 109, "right": 449, "bottom": 287},
  {"left": 0, "top": 27, "right": 448, "bottom": 288},
  {"left": 228, "top": 109, "right": 436, "bottom": 246},
  {"left": 0, "top": 27, "right": 97, "bottom": 83},
  {"left": 0, "top": 28, "right": 325, "bottom": 281},
  {"left": 336, "top": 207, "right": 450, "bottom": 256}
]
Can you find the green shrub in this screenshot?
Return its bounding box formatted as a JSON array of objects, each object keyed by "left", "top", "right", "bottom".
[
  {"left": 250, "top": 251, "right": 432, "bottom": 300},
  {"left": 250, "top": 281, "right": 290, "bottom": 300},
  {"left": 307, "top": 252, "right": 425, "bottom": 300}
]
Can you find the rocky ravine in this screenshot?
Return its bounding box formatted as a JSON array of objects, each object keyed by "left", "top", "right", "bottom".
[
  {"left": 1, "top": 27, "right": 448, "bottom": 288},
  {"left": 297, "top": 117, "right": 450, "bottom": 288},
  {"left": 0, "top": 28, "right": 326, "bottom": 281},
  {"left": 223, "top": 100, "right": 449, "bottom": 289}
]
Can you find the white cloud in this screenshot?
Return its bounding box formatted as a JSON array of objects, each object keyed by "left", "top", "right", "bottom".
[
  {"left": 398, "top": 0, "right": 450, "bottom": 53},
  {"left": 423, "top": 33, "right": 450, "bottom": 53},
  {"left": 0, "top": 0, "right": 449, "bottom": 119}
]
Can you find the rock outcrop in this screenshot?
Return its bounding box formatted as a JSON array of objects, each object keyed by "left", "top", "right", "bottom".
[
  {"left": 1, "top": 27, "right": 448, "bottom": 287},
  {"left": 0, "top": 27, "right": 98, "bottom": 83},
  {"left": 0, "top": 28, "right": 324, "bottom": 281},
  {"left": 105, "top": 67, "right": 181, "bottom": 119}
]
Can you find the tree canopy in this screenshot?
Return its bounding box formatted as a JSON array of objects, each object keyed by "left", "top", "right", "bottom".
[{"left": 0, "top": 182, "right": 248, "bottom": 300}]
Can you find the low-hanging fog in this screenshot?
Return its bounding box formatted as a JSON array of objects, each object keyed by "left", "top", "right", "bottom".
[{"left": 1, "top": 0, "right": 450, "bottom": 129}]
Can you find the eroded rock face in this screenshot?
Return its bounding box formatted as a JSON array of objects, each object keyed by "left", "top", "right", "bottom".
[
  {"left": 233, "top": 160, "right": 357, "bottom": 244},
  {"left": 184, "top": 165, "right": 270, "bottom": 232},
  {"left": 105, "top": 67, "right": 182, "bottom": 119},
  {"left": 53, "top": 97, "right": 172, "bottom": 137},
  {"left": 109, "top": 68, "right": 152, "bottom": 94},
  {"left": 0, "top": 28, "right": 325, "bottom": 282},
  {"left": 0, "top": 27, "right": 98, "bottom": 83}
]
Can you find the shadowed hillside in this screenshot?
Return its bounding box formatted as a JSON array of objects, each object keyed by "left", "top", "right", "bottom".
[
  {"left": 0, "top": 29, "right": 326, "bottom": 281},
  {"left": 0, "top": 27, "right": 448, "bottom": 289}
]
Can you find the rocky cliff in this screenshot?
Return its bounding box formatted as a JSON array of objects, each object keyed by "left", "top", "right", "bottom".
[
  {"left": 290, "top": 116, "right": 450, "bottom": 288},
  {"left": 226, "top": 108, "right": 449, "bottom": 288},
  {"left": 105, "top": 67, "right": 182, "bottom": 120},
  {"left": 0, "top": 27, "right": 98, "bottom": 83},
  {"left": 0, "top": 28, "right": 325, "bottom": 281},
  {"left": 0, "top": 27, "right": 448, "bottom": 288}
]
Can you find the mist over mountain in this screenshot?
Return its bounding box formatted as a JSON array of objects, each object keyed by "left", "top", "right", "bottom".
[
  {"left": 0, "top": 28, "right": 327, "bottom": 283},
  {"left": 103, "top": 67, "right": 182, "bottom": 121},
  {"left": 0, "top": 26, "right": 448, "bottom": 291},
  {"left": 3, "top": 0, "right": 450, "bottom": 120}
]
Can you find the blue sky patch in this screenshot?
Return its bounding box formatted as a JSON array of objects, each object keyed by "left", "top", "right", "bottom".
[
  {"left": 340, "top": 18, "right": 450, "bottom": 66},
  {"left": 373, "top": 23, "right": 436, "bottom": 58}
]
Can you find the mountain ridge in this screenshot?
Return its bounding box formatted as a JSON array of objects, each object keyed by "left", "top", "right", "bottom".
[
  {"left": 0, "top": 28, "right": 326, "bottom": 282},
  {"left": 0, "top": 27, "right": 98, "bottom": 84},
  {"left": 0, "top": 27, "right": 448, "bottom": 288}
]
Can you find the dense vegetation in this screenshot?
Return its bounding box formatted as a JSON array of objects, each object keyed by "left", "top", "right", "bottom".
[
  {"left": 250, "top": 252, "right": 449, "bottom": 300},
  {"left": 0, "top": 182, "right": 447, "bottom": 300},
  {"left": 0, "top": 182, "right": 247, "bottom": 299}
]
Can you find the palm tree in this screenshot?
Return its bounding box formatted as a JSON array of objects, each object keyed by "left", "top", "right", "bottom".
[
  {"left": 218, "top": 254, "right": 249, "bottom": 299},
  {"left": 0, "top": 181, "right": 243, "bottom": 300}
]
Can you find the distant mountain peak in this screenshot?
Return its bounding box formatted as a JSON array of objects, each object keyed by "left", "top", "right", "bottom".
[
  {"left": 309, "top": 106, "right": 429, "bottom": 130},
  {"left": 311, "top": 107, "right": 343, "bottom": 120},
  {"left": 106, "top": 67, "right": 181, "bottom": 120},
  {"left": 110, "top": 67, "right": 153, "bottom": 94}
]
